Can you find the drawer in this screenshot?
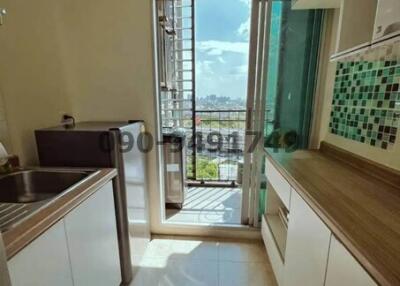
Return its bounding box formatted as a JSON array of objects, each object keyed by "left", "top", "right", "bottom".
[
  {"left": 265, "top": 158, "right": 291, "bottom": 209},
  {"left": 262, "top": 215, "right": 283, "bottom": 285}
]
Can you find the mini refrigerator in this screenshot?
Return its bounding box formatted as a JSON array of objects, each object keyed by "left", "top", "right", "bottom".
[{"left": 35, "top": 121, "right": 150, "bottom": 285}]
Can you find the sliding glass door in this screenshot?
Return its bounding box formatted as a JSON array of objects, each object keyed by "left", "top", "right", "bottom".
[
  {"left": 242, "top": 0, "right": 323, "bottom": 226},
  {"left": 264, "top": 1, "right": 322, "bottom": 150}
]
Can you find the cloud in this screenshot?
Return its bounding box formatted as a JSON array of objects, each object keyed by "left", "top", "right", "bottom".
[
  {"left": 239, "top": 0, "right": 251, "bottom": 7},
  {"left": 236, "top": 64, "right": 249, "bottom": 74},
  {"left": 228, "top": 64, "right": 248, "bottom": 76},
  {"left": 197, "top": 60, "right": 214, "bottom": 75},
  {"left": 237, "top": 17, "right": 251, "bottom": 37},
  {"left": 217, "top": 57, "right": 226, "bottom": 64},
  {"left": 197, "top": 40, "right": 249, "bottom": 56}
]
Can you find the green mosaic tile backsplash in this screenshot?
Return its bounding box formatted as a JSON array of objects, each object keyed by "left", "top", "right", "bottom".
[{"left": 329, "top": 56, "right": 400, "bottom": 150}]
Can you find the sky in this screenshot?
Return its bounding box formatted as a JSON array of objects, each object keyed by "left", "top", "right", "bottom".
[{"left": 195, "top": 0, "right": 251, "bottom": 101}]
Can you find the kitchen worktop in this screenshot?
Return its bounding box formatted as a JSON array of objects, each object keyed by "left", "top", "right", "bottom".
[
  {"left": 1, "top": 168, "right": 117, "bottom": 259},
  {"left": 265, "top": 142, "right": 400, "bottom": 286}
]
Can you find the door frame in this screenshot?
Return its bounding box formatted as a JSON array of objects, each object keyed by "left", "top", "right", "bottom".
[
  {"left": 151, "top": 0, "right": 263, "bottom": 237},
  {"left": 241, "top": 0, "right": 272, "bottom": 227}
]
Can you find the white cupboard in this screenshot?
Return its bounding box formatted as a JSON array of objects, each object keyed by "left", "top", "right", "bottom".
[
  {"left": 264, "top": 157, "right": 380, "bottom": 286},
  {"left": 325, "top": 236, "right": 378, "bottom": 286},
  {"left": 64, "top": 182, "right": 121, "bottom": 286},
  {"left": 8, "top": 220, "right": 74, "bottom": 286},
  {"left": 283, "top": 190, "right": 331, "bottom": 286},
  {"left": 373, "top": 0, "right": 400, "bottom": 42},
  {"left": 334, "top": 0, "right": 377, "bottom": 54},
  {"left": 7, "top": 181, "right": 121, "bottom": 286}
]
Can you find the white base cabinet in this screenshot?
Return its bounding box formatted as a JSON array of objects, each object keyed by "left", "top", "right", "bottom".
[
  {"left": 325, "top": 236, "right": 377, "bottom": 286},
  {"left": 283, "top": 190, "right": 331, "bottom": 286},
  {"left": 64, "top": 182, "right": 121, "bottom": 286},
  {"left": 264, "top": 157, "right": 378, "bottom": 286},
  {"left": 8, "top": 220, "right": 74, "bottom": 286},
  {"left": 7, "top": 181, "right": 121, "bottom": 286}
]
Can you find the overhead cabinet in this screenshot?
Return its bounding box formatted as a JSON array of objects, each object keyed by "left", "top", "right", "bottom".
[
  {"left": 372, "top": 0, "right": 400, "bottom": 43},
  {"left": 328, "top": 0, "right": 400, "bottom": 60},
  {"left": 333, "top": 0, "right": 377, "bottom": 58},
  {"left": 294, "top": 0, "right": 400, "bottom": 60}
]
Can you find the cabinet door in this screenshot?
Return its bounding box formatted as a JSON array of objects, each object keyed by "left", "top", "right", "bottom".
[
  {"left": 283, "top": 190, "right": 331, "bottom": 286},
  {"left": 8, "top": 220, "right": 74, "bottom": 286},
  {"left": 64, "top": 182, "right": 121, "bottom": 286},
  {"left": 325, "top": 236, "right": 377, "bottom": 286}
]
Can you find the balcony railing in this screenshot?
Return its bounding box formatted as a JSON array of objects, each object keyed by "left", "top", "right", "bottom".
[{"left": 188, "top": 109, "right": 246, "bottom": 182}]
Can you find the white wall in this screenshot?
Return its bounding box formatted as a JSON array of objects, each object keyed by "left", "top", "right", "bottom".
[
  {"left": 60, "top": 0, "right": 161, "bottom": 232},
  {"left": 0, "top": 0, "right": 73, "bottom": 163},
  {"left": 0, "top": 0, "right": 264, "bottom": 237},
  {"left": 58, "top": 0, "right": 156, "bottom": 124},
  {"left": 0, "top": 0, "right": 162, "bottom": 231}
]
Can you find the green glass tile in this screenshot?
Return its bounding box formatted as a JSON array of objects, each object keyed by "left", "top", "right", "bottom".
[{"left": 330, "top": 58, "right": 399, "bottom": 149}]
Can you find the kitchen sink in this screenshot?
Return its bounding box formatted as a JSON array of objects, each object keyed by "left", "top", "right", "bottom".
[{"left": 0, "top": 170, "right": 90, "bottom": 204}]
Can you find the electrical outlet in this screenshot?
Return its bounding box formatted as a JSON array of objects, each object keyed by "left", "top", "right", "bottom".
[{"left": 0, "top": 8, "right": 6, "bottom": 26}]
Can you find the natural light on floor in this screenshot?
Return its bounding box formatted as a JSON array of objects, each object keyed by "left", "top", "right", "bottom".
[
  {"left": 166, "top": 187, "right": 242, "bottom": 225},
  {"left": 130, "top": 236, "right": 277, "bottom": 286}
]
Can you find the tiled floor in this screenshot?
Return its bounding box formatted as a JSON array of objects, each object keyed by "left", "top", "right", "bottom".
[
  {"left": 131, "top": 236, "right": 277, "bottom": 286},
  {"left": 166, "top": 187, "right": 242, "bottom": 225}
]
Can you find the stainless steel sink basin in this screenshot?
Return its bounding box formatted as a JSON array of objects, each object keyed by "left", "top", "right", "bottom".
[{"left": 0, "top": 170, "right": 90, "bottom": 204}]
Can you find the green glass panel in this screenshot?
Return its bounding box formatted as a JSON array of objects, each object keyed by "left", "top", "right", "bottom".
[{"left": 263, "top": 1, "right": 323, "bottom": 151}]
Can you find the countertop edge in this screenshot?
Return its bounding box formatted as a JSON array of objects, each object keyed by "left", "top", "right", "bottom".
[
  {"left": 264, "top": 150, "right": 393, "bottom": 286},
  {"left": 3, "top": 168, "right": 117, "bottom": 260}
]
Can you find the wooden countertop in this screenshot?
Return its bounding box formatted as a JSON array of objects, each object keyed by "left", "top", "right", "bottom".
[
  {"left": 2, "top": 168, "right": 117, "bottom": 259},
  {"left": 265, "top": 143, "right": 400, "bottom": 286}
]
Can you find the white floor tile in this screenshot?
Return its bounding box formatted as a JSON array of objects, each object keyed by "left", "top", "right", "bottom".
[
  {"left": 219, "top": 261, "right": 277, "bottom": 286},
  {"left": 248, "top": 262, "right": 278, "bottom": 286},
  {"left": 131, "top": 236, "right": 277, "bottom": 286},
  {"left": 219, "top": 242, "right": 268, "bottom": 263},
  {"left": 169, "top": 239, "right": 219, "bottom": 261},
  {"left": 142, "top": 238, "right": 174, "bottom": 258},
  {"left": 219, "top": 261, "right": 248, "bottom": 286},
  {"left": 165, "top": 259, "right": 218, "bottom": 286}
]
